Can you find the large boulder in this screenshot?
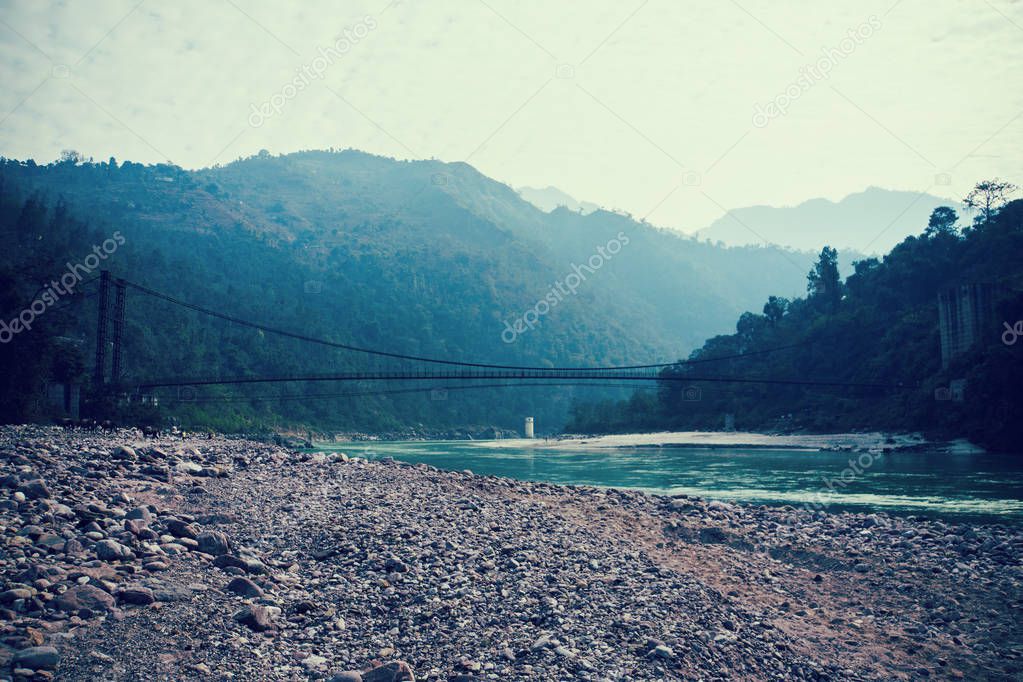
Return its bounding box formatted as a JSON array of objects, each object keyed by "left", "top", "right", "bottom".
[
  {"left": 362, "top": 661, "right": 416, "bottom": 682},
  {"left": 125, "top": 506, "right": 153, "bottom": 522},
  {"left": 18, "top": 479, "right": 51, "bottom": 500},
  {"left": 197, "top": 530, "right": 231, "bottom": 556},
  {"left": 213, "top": 554, "right": 266, "bottom": 574},
  {"left": 111, "top": 445, "right": 137, "bottom": 461},
  {"left": 94, "top": 539, "right": 134, "bottom": 560},
  {"left": 13, "top": 646, "right": 59, "bottom": 670},
  {"left": 329, "top": 672, "right": 363, "bottom": 682},
  {"left": 140, "top": 464, "right": 171, "bottom": 481},
  {"left": 165, "top": 519, "right": 199, "bottom": 539},
  {"left": 225, "top": 577, "right": 263, "bottom": 599},
  {"left": 0, "top": 588, "right": 33, "bottom": 605},
  {"left": 233, "top": 604, "right": 273, "bottom": 631},
  {"left": 117, "top": 586, "right": 156, "bottom": 606},
  {"left": 175, "top": 461, "right": 203, "bottom": 475},
  {"left": 55, "top": 584, "right": 115, "bottom": 615}
]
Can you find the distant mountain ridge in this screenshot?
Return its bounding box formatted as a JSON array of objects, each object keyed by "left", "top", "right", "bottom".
[
  {"left": 697, "top": 187, "right": 964, "bottom": 254},
  {"left": 517, "top": 185, "right": 600, "bottom": 214}
]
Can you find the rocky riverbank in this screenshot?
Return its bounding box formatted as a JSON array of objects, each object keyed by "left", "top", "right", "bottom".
[{"left": 1, "top": 426, "right": 1020, "bottom": 681}]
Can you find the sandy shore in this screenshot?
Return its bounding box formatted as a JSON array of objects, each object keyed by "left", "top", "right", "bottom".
[
  {"left": 478, "top": 431, "right": 929, "bottom": 452},
  {"left": 1, "top": 426, "right": 1020, "bottom": 680}
]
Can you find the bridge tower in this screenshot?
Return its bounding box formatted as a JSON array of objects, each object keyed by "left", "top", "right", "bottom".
[
  {"left": 111, "top": 278, "right": 126, "bottom": 382},
  {"left": 937, "top": 283, "right": 1003, "bottom": 368},
  {"left": 93, "top": 270, "right": 110, "bottom": 387}
]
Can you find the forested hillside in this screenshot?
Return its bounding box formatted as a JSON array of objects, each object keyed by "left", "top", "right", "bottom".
[
  {"left": 568, "top": 188, "right": 1023, "bottom": 451},
  {"left": 0, "top": 150, "right": 817, "bottom": 432}
]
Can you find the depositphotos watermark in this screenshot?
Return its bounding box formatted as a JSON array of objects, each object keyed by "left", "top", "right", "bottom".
[
  {"left": 502, "top": 231, "right": 630, "bottom": 344},
  {"left": 1002, "top": 320, "right": 1022, "bottom": 346},
  {"left": 752, "top": 15, "right": 881, "bottom": 128},
  {"left": 0, "top": 231, "right": 126, "bottom": 344},
  {"left": 248, "top": 16, "right": 378, "bottom": 128},
  {"left": 801, "top": 449, "right": 882, "bottom": 514}
]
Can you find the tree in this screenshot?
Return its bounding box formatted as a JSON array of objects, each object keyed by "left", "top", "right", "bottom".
[
  {"left": 925, "top": 206, "right": 958, "bottom": 238},
  {"left": 807, "top": 246, "right": 841, "bottom": 311},
  {"left": 763, "top": 295, "right": 789, "bottom": 323},
  {"left": 736, "top": 311, "right": 765, "bottom": 338},
  {"left": 993, "top": 198, "right": 1023, "bottom": 233},
  {"left": 58, "top": 149, "right": 84, "bottom": 165},
  {"left": 964, "top": 179, "right": 1018, "bottom": 225},
  {"left": 845, "top": 257, "right": 880, "bottom": 298}
]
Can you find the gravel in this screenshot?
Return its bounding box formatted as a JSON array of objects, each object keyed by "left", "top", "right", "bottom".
[{"left": 0, "top": 424, "right": 1020, "bottom": 680}]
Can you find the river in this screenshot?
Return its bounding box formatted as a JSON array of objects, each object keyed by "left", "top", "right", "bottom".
[{"left": 311, "top": 440, "right": 1023, "bottom": 524}]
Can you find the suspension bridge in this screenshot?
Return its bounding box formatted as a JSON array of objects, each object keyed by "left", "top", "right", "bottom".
[{"left": 83, "top": 270, "right": 911, "bottom": 402}]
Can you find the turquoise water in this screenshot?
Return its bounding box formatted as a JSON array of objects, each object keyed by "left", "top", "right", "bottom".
[{"left": 312, "top": 440, "right": 1023, "bottom": 525}]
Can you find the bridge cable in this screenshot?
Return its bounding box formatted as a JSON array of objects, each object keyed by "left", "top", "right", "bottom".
[{"left": 120, "top": 278, "right": 809, "bottom": 372}]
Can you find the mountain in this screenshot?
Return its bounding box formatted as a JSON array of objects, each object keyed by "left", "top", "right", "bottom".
[
  {"left": 697, "top": 187, "right": 964, "bottom": 254},
  {"left": 517, "top": 185, "right": 600, "bottom": 214},
  {"left": 0, "top": 150, "right": 822, "bottom": 432}
]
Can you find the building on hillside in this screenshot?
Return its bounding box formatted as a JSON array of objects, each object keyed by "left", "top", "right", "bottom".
[{"left": 937, "top": 283, "right": 1004, "bottom": 369}]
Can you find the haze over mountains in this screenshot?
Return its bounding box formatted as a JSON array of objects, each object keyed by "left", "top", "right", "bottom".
[
  {"left": 696, "top": 187, "right": 963, "bottom": 254},
  {"left": 519, "top": 183, "right": 964, "bottom": 257}
]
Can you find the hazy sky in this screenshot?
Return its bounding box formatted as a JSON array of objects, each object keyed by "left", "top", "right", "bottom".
[{"left": 0, "top": 0, "right": 1020, "bottom": 230}]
